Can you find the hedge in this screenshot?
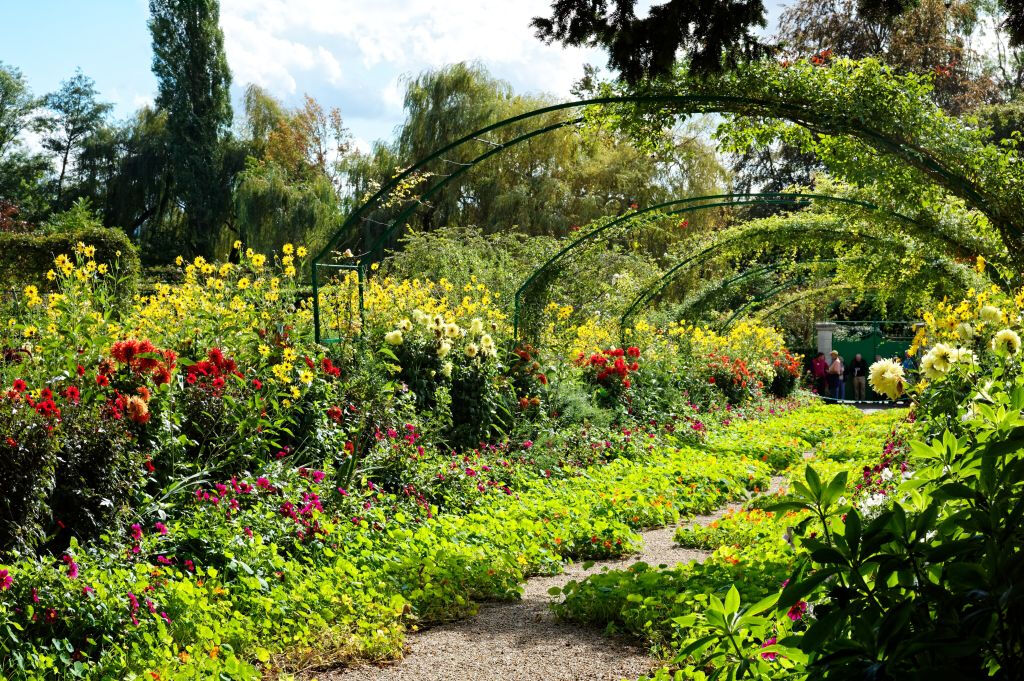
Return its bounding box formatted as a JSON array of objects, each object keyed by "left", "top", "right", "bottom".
[{"left": 0, "top": 227, "right": 140, "bottom": 305}]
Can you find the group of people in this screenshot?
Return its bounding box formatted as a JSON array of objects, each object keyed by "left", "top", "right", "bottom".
[{"left": 810, "top": 349, "right": 913, "bottom": 402}]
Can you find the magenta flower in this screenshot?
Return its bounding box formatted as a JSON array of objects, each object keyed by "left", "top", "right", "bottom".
[
  {"left": 154, "top": 521, "right": 168, "bottom": 536},
  {"left": 0, "top": 569, "right": 11, "bottom": 590},
  {"left": 760, "top": 636, "right": 778, "bottom": 661},
  {"left": 243, "top": 526, "right": 253, "bottom": 538},
  {"left": 130, "top": 523, "right": 143, "bottom": 542},
  {"left": 62, "top": 554, "right": 79, "bottom": 580},
  {"left": 787, "top": 601, "right": 808, "bottom": 621},
  {"left": 311, "top": 470, "right": 326, "bottom": 483},
  {"left": 82, "top": 585, "right": 94, "bottom": 596}
]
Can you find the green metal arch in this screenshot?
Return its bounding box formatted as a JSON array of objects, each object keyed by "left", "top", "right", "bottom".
[
  {"left": 312, "top": 91, "right": 1000, "bottom": 343},
  {"left": 613, "top": 196, "right": 929, "bottom": 338}
]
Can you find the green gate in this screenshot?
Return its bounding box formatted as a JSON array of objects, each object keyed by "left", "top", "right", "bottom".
[{"left": 831, "top": 321, "right": 916, "bottom": 399}]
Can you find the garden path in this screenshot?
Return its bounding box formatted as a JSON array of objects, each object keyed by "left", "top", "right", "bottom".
[{"left": 310, "top": 476, "right": 788, "bottom": 681}]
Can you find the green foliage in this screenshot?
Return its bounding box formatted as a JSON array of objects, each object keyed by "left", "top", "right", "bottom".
[
  {"left": 0, "top": 224, "right": 139, "bottom": 304},
  {"left": 39, "top": 70, "right": 112, "bottom": 205},
  {"left": 148, "top": 0, "right": 233, "bottom": 258}
]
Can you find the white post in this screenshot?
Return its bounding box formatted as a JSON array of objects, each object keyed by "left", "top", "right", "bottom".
[{"left": 816, "top": 322, "right": 836, "bottom": 357}]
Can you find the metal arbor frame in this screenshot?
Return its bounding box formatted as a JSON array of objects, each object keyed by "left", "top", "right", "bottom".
[{"left": 311, "top": 93, "right": 991, "bottom": 344}]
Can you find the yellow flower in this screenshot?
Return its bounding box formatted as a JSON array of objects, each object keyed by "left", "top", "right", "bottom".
[
  {"left": 22, "top": 325, "right": 37, "bottom": 338},
  {"left": 291, "top": 386, "right": 301, "bottom": 399},
  {"left": 258, "top": 345, "right": 270, "bottom": 358},
  {"left": 283, "top": 243, "right": 294, "bottom": 255},
  {"left": 97, "top": 263, "right": 109, "bottom": 275},
  {"left": 233, "top": 240, "right": 242, "bottom": 250},
  {"left": 251, "top": 253, "right": 266, "bottom": 268},
  {"left": 992, "top": 329, "right": 1021, "bottom": 355},
  {"left": 284, "top": 266, "right": 296, "bottom": 277},
  {"left": 384, "top": 330, "right": 404, "bottom": 345},
  {"left": 296, "top": 246, "right": 307, "bottom": 257},
  {"left": 46, "top": 270, "right": 56, "bottom": 281},
  {"left": 299, "top": 370, "right": 313, "bottom": 385},
  {"left": 83, "top": 245, "right": 96, "bottom": 258},
  {"left": 238, "top": 277, "right": 250, "bottom": 290},
  {"left": 868, "top": 359, "right": 905, "bottom": 401},
  {"left": 283, "top": 347, "right": 297, "bottom": 361},
  {"left": 23, "top": 285, "right": 38, "bottom": 298}
]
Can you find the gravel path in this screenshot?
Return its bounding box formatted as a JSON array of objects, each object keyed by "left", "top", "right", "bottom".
[{"left": 309, "top": 477, "right": 789, "bottom": 681}]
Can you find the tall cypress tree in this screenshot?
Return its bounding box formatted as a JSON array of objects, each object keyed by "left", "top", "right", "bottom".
[{"left": 148, "top": 0, "right": 232, "bottom": 257}]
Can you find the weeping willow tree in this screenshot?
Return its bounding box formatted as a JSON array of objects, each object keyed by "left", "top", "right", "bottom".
[
  {"left": 231, "top": 160, "right": 340, "bottom": 259},
  {"left": 345, "top": 61, "right": 729, "bottom": 250}
]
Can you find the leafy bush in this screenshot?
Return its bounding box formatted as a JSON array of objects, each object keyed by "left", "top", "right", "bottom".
[{"left": 0, "top": 226, "right": 139, "bottom": 307}]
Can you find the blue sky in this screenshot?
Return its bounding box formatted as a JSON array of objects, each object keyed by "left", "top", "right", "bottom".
[{"left": 2, "top": 0, "right": 786, "bottom": 149}]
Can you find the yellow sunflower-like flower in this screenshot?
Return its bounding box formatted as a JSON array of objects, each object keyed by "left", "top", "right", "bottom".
[{"left": 868, "top": 358, "right": 905, "bottom": 401}]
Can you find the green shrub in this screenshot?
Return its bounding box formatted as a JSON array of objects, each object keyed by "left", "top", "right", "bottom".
[
  {"left": 0, "top": 400, "right": 59, "bottom": 553},
  {"left": 0, "top": 226, "right": 139, "bottom": 307}
]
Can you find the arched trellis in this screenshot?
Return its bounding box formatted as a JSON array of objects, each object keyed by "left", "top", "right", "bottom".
[
  {"left": 689, "top": 258, "right": 851, "bottom": 333},
  {"left": 511, "top": 192, "right": 889, "bottom": 340},
  {"left": 311, "top": 91, "right": 999, "bottom": 344},
  {"left": 611, "top": 198, "right": 934, "bottom": 340}
]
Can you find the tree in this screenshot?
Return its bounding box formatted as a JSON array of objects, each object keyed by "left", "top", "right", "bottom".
[
  {"left": 148, "top": 0, "right": 233, "bottom": 258},
  {"left": 0, "top": 62, "right": 51, "bottom": 220},
  {"left": 40, "top": 70, "right": 112, "bottom": 205},
  {"left": 777, "top": 0, "right": 997, "bottom": 113},
  {"left": 532, "top": 0, "right": 774, "bottom": 82},
  {"left": 0, "top": 62, "right": 39, "bottom": 158},
  {"left": 344, "top": 62, "right": 728, "bottom": 250}
]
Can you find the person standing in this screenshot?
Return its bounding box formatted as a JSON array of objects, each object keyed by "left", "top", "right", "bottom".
[
  {"left": 827, "top": 350, "right": 842, "bottom": 400},
  {"left": 811, "top": 352, "right": 828, "bottom": 397},
  {"left": 850, "top": 353, "right": 869, "bottom": 401}
]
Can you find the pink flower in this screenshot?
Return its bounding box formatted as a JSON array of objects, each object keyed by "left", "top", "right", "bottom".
[
  {"left": 522, "top": 440, "right": 533, "bottom": 449},
  {"left": 787, "top": 601, "right": 808, "bottom": 621},
  {"left": 243, "top": 527, "right": 253, "bottom": 538},
  {"left": 256, "top": 477, "right": 272, "bottom": 491},
  {"left": 154, "top": 521, "right": 168, "bottom": 535},
  {"left": 31, "top": 587, "right": 39, "bottom": 603},
  {"left": 130, "top": 523, "right": 143, "bottom": 542},
  {"left": 0, "top": 569, "right": 11, "bottom": 590},
  {"left": 156, "top": 555, "right": 173, "bottom": 565},
  {"left": 760, "top": 636, "right": 778, "bottom": 661},
  {"left": 184, "top": 559, "right": 195, "bottom": 572},
  {"left": 62, "top": 554, "right": 79, "bottom": 580},
  {"left": 82, "top": 585, "right": 94, "bottom": 596},
  {"left": 311, "top": 470, "right": 326, "bottom": 484}
]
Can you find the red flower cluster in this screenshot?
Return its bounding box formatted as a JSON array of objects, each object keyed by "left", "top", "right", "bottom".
[
  {"left": 185, "top": 347, "right": 241, "bottom": 391},
  {"left": 320, "top": 357, "right": 341, "bottom": 378},
  {"left": 707, "top": 353, "right": 754, "bottom": 387},
  {"left": 111, "top": 339, "right": 176, "bottom": 385},
  {"left": 772, "top": 350, "right": 801, "bottom": 377},
  {"left": 577, "top": 347, "right": 641, "bottom": 388}
]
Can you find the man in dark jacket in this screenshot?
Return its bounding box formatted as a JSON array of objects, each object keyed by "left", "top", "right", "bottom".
[{"left": 850, "top": 353, "right": 869, "bottom": 401}]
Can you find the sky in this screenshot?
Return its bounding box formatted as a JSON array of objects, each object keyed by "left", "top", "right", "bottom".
[{"left": 1, "top": 0, "right": 787, "bottom": 151}]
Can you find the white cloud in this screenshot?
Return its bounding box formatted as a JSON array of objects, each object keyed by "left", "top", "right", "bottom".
[{"left": 219, "top": 0, "right": 603, "bottom": 139}]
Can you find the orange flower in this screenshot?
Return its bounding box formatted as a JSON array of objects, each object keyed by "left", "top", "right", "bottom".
[{"left": 126, "top": 395, "right": 151, "bottom": 424}]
